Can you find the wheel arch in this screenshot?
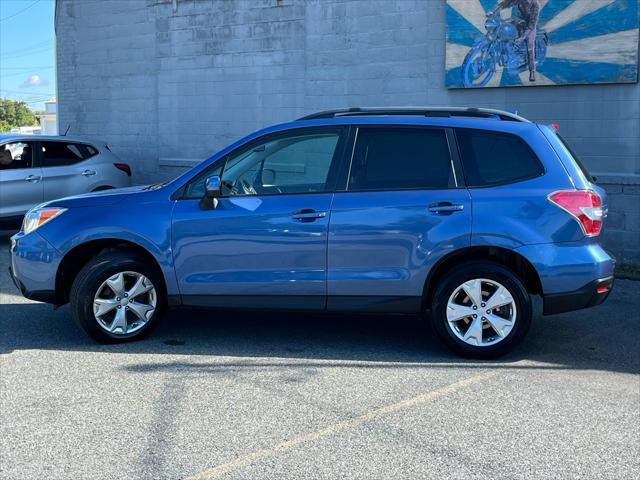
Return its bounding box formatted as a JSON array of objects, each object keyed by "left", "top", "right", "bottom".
[
  {"left": 55, "top": 238, "right": 166, "bottom": 306},
  {"left": 422, "top": 246, "right": 542, "bottom": 310}
]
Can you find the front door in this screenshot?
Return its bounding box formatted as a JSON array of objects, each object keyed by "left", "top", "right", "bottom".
[
  {"left": 0, "top": 141, "right": 43, "bottom": 219},
  {"left": 171, "top": 126, "right": 346, "bottom": 309},
  {"left": 327, "top": 126, "right": 471, "bottom": 310}
]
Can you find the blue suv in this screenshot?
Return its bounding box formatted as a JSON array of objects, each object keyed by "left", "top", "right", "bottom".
[{"left": 9, "top": 107, "right": 614, "bottom": 358}]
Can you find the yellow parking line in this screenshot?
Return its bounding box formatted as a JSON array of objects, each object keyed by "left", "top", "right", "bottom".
[{"left": 185, "top": 370, "right": 498, "bottom": 480}]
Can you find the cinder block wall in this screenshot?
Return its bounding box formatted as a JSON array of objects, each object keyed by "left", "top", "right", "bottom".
[{"left": 56, "top": 0, "right": 639, "bottom": 263}]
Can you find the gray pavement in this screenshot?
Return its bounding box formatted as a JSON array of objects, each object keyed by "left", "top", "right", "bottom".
[{"left": 1, "top": 230, "right": 638, "bottom": 480}]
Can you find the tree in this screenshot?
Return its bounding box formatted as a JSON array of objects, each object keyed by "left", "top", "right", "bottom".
[{"left": 0, "top": 98, "right": 38, "bottom": 131}]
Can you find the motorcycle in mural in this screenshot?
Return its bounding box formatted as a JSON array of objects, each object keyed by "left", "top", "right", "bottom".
[{"left": 462, "top": 11, "right": 548, "bottom": 88}]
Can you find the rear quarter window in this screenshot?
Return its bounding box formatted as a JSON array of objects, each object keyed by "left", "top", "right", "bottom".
[
  {"left": 455, "top": 128, "right": 544, "bottom": 187},
  {"left": 41, "top": 141, "right": 96, "bottom": 167}
]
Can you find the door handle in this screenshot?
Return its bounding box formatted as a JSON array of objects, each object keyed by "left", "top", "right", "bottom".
[
  {"left": 291, "top": 209, "right": 327, "bottom": 222},
  {"left": 428, "top": 202, "right": 464, "bottom": 214},
  {"left": 82, "top": 169, "right": 97, "bottom": 177},
  {"left": 24, "top": 175, "right": 41, "bottom": 183}
]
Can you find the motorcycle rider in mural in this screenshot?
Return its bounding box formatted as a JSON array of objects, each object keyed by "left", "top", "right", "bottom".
[{"left": 488, "top": 0, "right": 540, "bottom": 81}]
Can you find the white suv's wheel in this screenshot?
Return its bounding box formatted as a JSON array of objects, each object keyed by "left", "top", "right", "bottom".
[{"left": 430, "top": 262, "right": 532, "bottom": 358}]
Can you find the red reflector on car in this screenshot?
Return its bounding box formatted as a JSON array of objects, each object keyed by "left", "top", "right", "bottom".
[
  {"left": 114, "top": 163, "right": 131, "bottom": 176},
  {"left": 548, "top": 190, "right": 604, "bottom": 236},
  {"left": 596, "top": 284, "right": 610, "bottom": 294}
]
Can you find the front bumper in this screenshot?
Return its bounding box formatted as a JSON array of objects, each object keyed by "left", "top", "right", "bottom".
[
  {"left": 543, "top": 276, "right": 614, "bottom": 315},
  {"left": 9, "top": 231, "right": 62, "bottom": 304}
]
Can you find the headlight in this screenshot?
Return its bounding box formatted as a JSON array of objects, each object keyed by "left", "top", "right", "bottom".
[{"left": 22, "top": 207, "right": 67, "bottom": 234}]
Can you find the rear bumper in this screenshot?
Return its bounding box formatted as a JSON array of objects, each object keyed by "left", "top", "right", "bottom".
[
  {"left": 515, "top": 241, "right": 615, "bottom": 315},
  {"left": 9, "top": 231, "right": 62, "bottom": 304},
  {"left": 543, "top": 276, "right": 614, "bottom": 315}
]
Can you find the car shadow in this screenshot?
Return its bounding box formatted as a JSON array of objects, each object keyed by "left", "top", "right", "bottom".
[
  {"left": 0, "top": 293, "right": 638, "bottom": 375},
  {"left": 1, "top": 230, "right": 638, "bottom": 375}
]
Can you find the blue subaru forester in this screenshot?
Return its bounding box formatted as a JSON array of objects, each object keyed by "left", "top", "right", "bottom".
[{"left": 9, "top": 107, "right": 614, "bottom": 358}]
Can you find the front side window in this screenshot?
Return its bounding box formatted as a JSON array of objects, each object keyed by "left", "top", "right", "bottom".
[
  {"left": 185, "top": 128, "right": 342, "bottom": 198},
  {"left": 456, "top": 129, "right": 544, "bottom": 187},
  {"left": 0, "top": 142, "right": 34, "bottom": 170},
  {"left": 41, "top": 141, "right": 88, "bottom": 167},
  {"left": 347, "top": 127, "right": 454, "bottom": 191}
]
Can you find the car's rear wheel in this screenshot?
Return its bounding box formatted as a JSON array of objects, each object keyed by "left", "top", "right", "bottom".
[
  {"left": 70, "top": 251, "right": 165, "bottom": 343},
  {"left": 430, "top": 261, "right": 532, "bottom": 358}
]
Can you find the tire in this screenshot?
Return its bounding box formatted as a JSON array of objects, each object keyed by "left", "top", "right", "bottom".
[
  {"left": 430, "top": 261, "right": 532, "bottom": 359},
  {"left": 69, "top": 250, "right": 166, "bottom": 343},
  {"left": 462, "top": 46, "right": 496, "bottom": 88}
]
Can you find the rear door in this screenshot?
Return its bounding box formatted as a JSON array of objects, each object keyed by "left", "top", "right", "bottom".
[
  {"left": 0, "top": 141, "right": 43, "bottom": 218},
  {"left": 327, "top": 125, "right": 471, "bottom": 310},
  {"left": 40, "top": 141, "right": 96, "bottom": 201}
]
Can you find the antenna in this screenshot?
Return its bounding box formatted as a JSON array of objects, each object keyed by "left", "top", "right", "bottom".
[{"left": 63, "top": 124, "right": 70, "bottom": 136}]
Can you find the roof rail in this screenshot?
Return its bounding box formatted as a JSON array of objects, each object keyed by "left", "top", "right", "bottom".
[{"left": 297, "top": 107, "right": 529, "bottom": 122}]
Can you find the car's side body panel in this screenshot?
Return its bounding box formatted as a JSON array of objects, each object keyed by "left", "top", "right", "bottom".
[
  {"left": 171, "top": 194, "right": 333, "bottom": 303},
  {"left": 515, "top": 240, "right": 615, "bottom": 295},
  {"left": 0, "top": 166, "right": 44, "bottom": 219},
  {"left": 327, "top": 189, "right": 472, "bottom": 298},
  {"left": 33, "top": 189, "right": 180, "bottom": 297}
]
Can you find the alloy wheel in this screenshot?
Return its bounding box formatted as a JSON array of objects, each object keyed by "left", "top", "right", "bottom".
[
  {"left": 93, "top": 271, "right": 157, "bottom": 336},
  {"left": 446, "top": 278, "right": 517, "bottom": 347}
]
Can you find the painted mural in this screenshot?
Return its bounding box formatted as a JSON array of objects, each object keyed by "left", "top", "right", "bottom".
[{"left": 445, "top": 0, "right": 640, "bottom": 88}]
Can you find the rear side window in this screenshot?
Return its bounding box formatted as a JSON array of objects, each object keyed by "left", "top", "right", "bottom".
[
  {"left": 456, "top": 129, "right": 544, "bottom": 187},
  {"left": 348, "top": 127, "right": 454, "bottom": 191},
  {"left": 41, "top": 141, "right": 96, "bottom": 167}
]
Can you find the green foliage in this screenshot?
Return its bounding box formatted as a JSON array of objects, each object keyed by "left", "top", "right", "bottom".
[{"left": 0, "top": 98, "right": 38, "bottom": 131}]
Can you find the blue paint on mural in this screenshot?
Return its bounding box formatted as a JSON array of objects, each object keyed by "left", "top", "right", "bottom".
[
  {"left": 445, "top": 4, "right": 481, "bottom": 47},
  {"left": 549, "top": 0, "right": 638, "bottom": 44},
  {"left": 500, "top": 66, "right": 523, "bottom": 86},
  {"left": 537, "top": 0, "right": 574, "bottom": 26},
  {"left": 538, "top": 58, "right": 639, "bottom": 85},
  {"left": 446, "top": 0, "right": 640, "bottom": 89}
]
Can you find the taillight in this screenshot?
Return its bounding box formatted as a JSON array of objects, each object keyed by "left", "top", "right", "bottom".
[
  {"left": 114, "top": 163, "right": 131, "bottom": 176},
  {"left": 548, "top": 190, "right": 604, "bottom": 237}
]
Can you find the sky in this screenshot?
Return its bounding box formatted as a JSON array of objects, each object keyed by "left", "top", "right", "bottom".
[{"left": 0, "top": 0, "right": 56, "bottom": 111}]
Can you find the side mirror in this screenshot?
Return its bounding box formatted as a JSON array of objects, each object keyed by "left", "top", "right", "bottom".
[
  {"left": 205, "top": 175, "right": 222, "bottom": 197},
  {"left": 200, "top": 175, "right": 221, "bottom": 210}
]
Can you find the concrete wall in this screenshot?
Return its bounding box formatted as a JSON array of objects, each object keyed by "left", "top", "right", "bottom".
[{"left": 55, "top": 0, "right": 640, "bottom": 262}]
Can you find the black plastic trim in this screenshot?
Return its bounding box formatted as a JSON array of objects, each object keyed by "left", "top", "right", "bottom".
[
  {"left": 8, "top": 267, "right": 56, "bottom": 304},
  {"left": 543, "top": 276, "right": 614, "bottom": 315},
  {"left": 180, "top": 295, "right": 325, "bottom": 311},
  {"left": 327, "top": 296, "right": 422, "bottom": 313},
  {"left": 176, "top": 294, "right": 423, "bottom": 314}
]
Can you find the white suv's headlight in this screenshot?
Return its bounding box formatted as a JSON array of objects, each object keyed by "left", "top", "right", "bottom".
[{"left": 22, "top": 207, "right": 67, "bottom": 234}]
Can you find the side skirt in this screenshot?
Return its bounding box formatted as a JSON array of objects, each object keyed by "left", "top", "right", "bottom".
[{"left": 172, "top": 295, "right": 423, "bottom": 314}]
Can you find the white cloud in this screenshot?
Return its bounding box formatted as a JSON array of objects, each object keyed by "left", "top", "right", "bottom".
[{"left": 21, "top": 74, "right": 49, "bottom": 87}]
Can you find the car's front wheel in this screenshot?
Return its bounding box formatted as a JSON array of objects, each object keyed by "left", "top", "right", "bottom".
[
  {"left": 430, "top": 261, "right": 532, "bottom": 358},
  {"left": 70, "top": 251, "right": 165, "bottom": 343}
]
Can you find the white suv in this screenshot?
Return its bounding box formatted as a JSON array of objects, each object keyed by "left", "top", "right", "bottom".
[{"left": 0, "top": 135, "right": 132, "bottom": 228}]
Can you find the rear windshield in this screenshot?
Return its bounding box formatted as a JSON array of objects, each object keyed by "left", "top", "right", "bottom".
[{"left": 555, "top": 133, "right": 595, "bottom": 183}]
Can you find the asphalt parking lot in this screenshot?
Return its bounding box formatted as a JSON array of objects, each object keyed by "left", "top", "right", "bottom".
[{"left": 1, "top": 230, "right": 638, "bottom": 480}]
